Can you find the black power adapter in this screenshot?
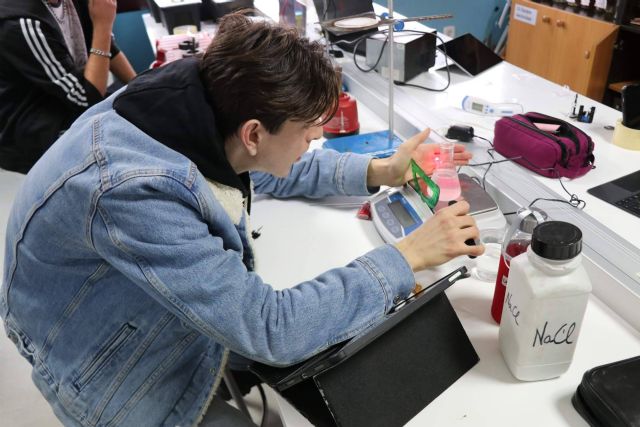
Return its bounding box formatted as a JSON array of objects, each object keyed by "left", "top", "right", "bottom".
[{"left": 445, "top": 125, "right": 474, "bottom": 142}]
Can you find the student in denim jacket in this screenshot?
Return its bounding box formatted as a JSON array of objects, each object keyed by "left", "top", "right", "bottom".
[{"left": 1, "top": 12, "right": 482, "bottom": 427}]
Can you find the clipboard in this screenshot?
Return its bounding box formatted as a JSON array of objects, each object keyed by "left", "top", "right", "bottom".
[{"left": 250, "top": 266, "right": 479, "bottom": 427}]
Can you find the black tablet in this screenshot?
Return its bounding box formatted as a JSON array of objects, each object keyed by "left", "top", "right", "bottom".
[
  {"left": 251, "top": 266, "right": 470, "bottom": 391},
  {"left": 438, "top": 33, "right": 502, "bottom": 76}
]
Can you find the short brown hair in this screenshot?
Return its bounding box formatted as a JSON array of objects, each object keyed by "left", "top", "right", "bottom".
[{"left": 200, "top": 13, "right": 339, "bottom": 140}]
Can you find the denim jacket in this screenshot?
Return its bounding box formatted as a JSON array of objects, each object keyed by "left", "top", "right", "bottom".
[{"left": 1, "top": 59, "right": 415, "bottom": 427}]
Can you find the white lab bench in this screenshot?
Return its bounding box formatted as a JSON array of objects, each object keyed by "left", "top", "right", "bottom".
[
  {"left": 245, "top": 3, "right": 640, "bottom": 427},
  {"left": 249, "top": 66, "right": 640, "bottom": 426}
]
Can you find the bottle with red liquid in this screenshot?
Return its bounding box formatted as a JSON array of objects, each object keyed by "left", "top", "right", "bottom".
[{"left": 491, "top": 207, "right": 547, "bottom": 323}]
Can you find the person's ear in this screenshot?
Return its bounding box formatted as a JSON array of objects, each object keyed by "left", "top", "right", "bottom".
[{"left": 238, "top": 119, "right": 265, "bottom": 157}]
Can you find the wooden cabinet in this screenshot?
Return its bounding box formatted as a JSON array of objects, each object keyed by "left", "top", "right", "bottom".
[{"left": 506, "top": 0, "right": 618, "bottom": 101}]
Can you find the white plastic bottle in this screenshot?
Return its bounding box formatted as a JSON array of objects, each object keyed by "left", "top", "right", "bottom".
[{"left": 499, "top": 221, "right": 591, "bottom": 381}]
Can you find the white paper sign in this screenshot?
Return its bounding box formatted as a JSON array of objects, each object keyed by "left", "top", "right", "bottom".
[{"left": 514, "top": 4, "right": 538, "bottom": 26}]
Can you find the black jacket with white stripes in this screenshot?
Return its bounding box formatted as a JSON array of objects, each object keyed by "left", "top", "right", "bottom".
[{"left": 0, "top": 0, "right": 120, "bottom": 173}]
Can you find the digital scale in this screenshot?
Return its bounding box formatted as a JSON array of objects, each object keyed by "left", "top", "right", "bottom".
[{"left": 371, "top": 173, "right": 506, "bottom": 243}]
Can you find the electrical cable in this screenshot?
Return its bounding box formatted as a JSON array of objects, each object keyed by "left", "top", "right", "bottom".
[
  {"left": 352, "top": 30, "right": 386, "bottom": 72},
  {"left": 529, "top": 195, "right": 586, "bottom": 210},
  {"left": 463, "top": 147, "right": 587, "bottom": 210},
  {"left": 474, "top": 135, "right": 494, "bottom": 147},
  {"left": 481, "top": 161, "right": 493, "bottom": 190}
]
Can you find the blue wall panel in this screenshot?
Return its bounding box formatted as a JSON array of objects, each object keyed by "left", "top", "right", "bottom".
[{"left": 113, "top": 10, "right": 156, "bottom": 73}]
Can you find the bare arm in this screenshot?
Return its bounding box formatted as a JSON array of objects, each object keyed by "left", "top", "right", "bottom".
[
  {"left": 110, "top": 51, "right": 136, "bottom": 84},
  {"left": 83, "top": 0, "right": 117, "bottom": 95}
]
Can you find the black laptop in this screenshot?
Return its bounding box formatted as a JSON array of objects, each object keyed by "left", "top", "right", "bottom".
[{"left": 588, "top": 170, "right": 640, "bottom": 218}]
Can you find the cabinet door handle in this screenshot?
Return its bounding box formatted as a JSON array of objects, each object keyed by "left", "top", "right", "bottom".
[
  {"left": 542, "top": 15, "right": 551, "bottom": 23},
  {"left": 584, "top": 50, "right": 590, "bottom": 59},
  {"left": 556, "top": 20, "right": 566, "bottom": 27}
]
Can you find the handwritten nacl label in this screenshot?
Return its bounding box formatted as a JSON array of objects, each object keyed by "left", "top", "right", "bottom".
[
  {"left": 532, "top": 321, "right": 576, "bottom": 347},
  {"left": 514, "top": 4, "right": 538, "bottom": 26},
  {"left": 506, "top": 292, "right": 520, "bottom": 326}
]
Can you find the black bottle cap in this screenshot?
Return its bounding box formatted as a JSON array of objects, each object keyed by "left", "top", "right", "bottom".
[{"left": 531, "top": 221, "right": 582, "bottom": 260}]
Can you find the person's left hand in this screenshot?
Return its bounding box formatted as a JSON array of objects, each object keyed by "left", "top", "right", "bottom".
[
  {"left": 410, "top": 139, "right": 473, "bottom": 177},
  {"left": 366, "top": 129, "right": 473, "bottom": 188}
]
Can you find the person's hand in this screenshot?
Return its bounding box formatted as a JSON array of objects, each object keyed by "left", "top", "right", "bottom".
[
  {"left": 89, "top": 0, "right": 117, "bottom": 31},
  {"left": 410, "top": 140, "right": 473, "bottom": 177},
  {"left": 394, "top": 201, "right": 484, "bottom": 271},
  {"left": 366, "top": 129, "right": 431, "bottom": 188},
  {"left": 366, "top": 129, "right": 473, "bottom": 188}
]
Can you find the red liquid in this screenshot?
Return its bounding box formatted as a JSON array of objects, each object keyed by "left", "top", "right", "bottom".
[{"left": 491, "top": 240, "right": 530, "bottom": 324}]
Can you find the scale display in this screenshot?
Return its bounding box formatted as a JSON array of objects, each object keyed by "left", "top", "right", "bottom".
[
  {"left": 388, "top": 200, "right": 416, "bottom": 228},
  {"left": 371, "top": 187, "right": 430, "bottom": 242}
]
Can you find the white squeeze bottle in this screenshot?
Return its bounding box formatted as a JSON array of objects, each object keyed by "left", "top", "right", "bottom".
[{"left": 499, "top": 221, "right": 591, "bottom": 381}]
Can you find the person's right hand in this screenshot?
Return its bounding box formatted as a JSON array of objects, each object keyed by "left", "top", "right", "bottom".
[
  {"left": 89, "top": 0, "right": 117, "bottom": 31},
  {"left": 394, "top": 201, "right": 484, "bottom": 271}
]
